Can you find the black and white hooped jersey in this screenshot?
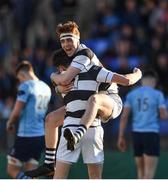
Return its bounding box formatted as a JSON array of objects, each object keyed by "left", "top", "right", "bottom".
[
  {"left": 64, "top": 44, "right": 118, "bottom": 123},
  {"left": 71, "top": 44, "right": 118, "bottom": 93}
]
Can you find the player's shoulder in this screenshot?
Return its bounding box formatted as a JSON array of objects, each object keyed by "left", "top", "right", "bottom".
[
  {"left": 131, "top": 86, "right": 163, "bottom": 97},
  {"left": 125, "top": 86, "right": 142, "bottom": 100},
  {"left": 154, "top": 88, "right": 165, "bottom": 97},
  {"left": 22, "top": 79, "right": 36, "bottom": 88},
  {"left": 33, "top": 79, "right": 50, "bottom": 90},
  {"left": 144, "top": 86, "right": 163, "bottom": 96},
  {"left": 21, "top": 79, "right": 47, "bottom": 89},
  {"left": 17, "top": 82, "right": 30, "bottom": 96},
  {"left": 39, "top": 80, "right": 51, "bottom": 90},
  {"left": 75, "top": 47, "right": 94, "bottom": 60}
]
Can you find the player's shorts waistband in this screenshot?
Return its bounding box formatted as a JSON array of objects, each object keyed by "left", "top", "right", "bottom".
[
  {"left": 64, "top": 116, "right": 101, "bottom": 127},
  {"left": 63, "top": 124, "right": 100, "bottom": 129}
]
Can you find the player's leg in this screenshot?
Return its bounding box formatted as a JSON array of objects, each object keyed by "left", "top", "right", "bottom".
[
  {"left": 45, "top": 106, "right": 65, "bottom": 148},
  {"left": 54, "top": 161, "right": 71, "bottom": 179},
  {"left": 24, "top": 159, "right": 38, "bottom": 170},
  {"left": 7, "top": 159, "right": 22, "bottom": 178},
  {"left": 44, "top": 106, "right": 65, "bottom": 164},
  {"left": 7, "top": 163, "right": 31, "bottom": 179},
  {"left": 54, "top": 126, "right": 82, "bottom": 178},
  {"left": 132, "top": 132, "right": 145, "bottom": 179},
  {"left": 80, "top": 93, "right": 115, "bottom": 128},
  {"left": 83, "top": 126, "right": 104, "bottom": 179},
  {"left": 7, "top": 136, "right": 38, "bottom": 179},
  {"left": 144, "top": 155, "right": 158, "bottom": 179},
  {"left": 64, "top": 94, "right": 122, "bottom": 150},
  {"left": 143, "top": 132, "right": 160, "bottom": 179},
  {"left": 64, "top": 94, "right": 113, "bottom": 150},
  {"left": 87, "top": 163, "right": 103, "bottom": 179},
  {"left": 7, "top": 157, "right": 37, "bottom": 179},
  {"left": 134, "top": 156, "right": 144, "bottom": 179},
  {"left": 25, "top": 106, "right": 65, "bottom": 178}
]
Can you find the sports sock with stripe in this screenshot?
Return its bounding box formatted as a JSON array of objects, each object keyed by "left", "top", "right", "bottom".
[
  {"left": 74, "top": 124, "right": 87, "bottom": 143},
  {"left": 44, "top": 148, "right": 56, "bottom": 164}
]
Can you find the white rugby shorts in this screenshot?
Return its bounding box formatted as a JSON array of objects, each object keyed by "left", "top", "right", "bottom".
[{"left": 56, "top": 124, "right": 104, "bottom": 164}]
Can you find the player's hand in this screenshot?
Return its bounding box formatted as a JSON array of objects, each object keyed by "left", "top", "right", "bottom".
[
  {"left": 6, "top": 121, "right": 15, "bottom": 133},
  {"left": 57, "top": 82, "right": 74, "bottom": 94},
  {"left": 133, "top": 67, "right": 142, "bottom": 80},
  {"left": 117, "top": 136, "right": 127, "bottom": 152},
  {"left": 50, "top": 72, "right": 57, "bottom": 84},
  {"left": 51, "top": 79, "right": 57, "bottom": 87}
]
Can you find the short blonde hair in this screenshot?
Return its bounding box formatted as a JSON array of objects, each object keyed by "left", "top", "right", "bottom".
[{"left": 56, "top": 21, "right": 80, "bottom": 38}]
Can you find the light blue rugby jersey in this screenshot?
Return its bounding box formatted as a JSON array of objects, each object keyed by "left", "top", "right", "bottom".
[
  {"left": 124, "top": 86, "right": 166, "bottom": 133},
  {"left": 17, "top": 80, "right": 51, "bottom": 137}
]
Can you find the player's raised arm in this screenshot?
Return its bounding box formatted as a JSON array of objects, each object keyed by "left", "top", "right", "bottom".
[
  {"left": 112, "top": 68, "right": 142, "bottom": 86},
  {"left": 96, "top": 66, "right": 142, "bottom": 86}
]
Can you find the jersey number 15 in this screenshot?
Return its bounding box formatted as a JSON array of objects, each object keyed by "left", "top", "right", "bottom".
[{"left": 137, "top": 97, "right": 149, "bottom": 111}]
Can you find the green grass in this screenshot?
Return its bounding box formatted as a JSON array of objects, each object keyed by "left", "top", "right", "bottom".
[{"left": 1, "top": 150, "right": 168, "bottom": 179}]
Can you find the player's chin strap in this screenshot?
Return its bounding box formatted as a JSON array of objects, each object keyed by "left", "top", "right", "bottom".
[{"left": 60, "top": 33, "right": 80, "bottom": 40}]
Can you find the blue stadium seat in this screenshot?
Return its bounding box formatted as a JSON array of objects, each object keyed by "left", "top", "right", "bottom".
[{"left": 82, "top": 38, "right": 110, "bottom": 56}]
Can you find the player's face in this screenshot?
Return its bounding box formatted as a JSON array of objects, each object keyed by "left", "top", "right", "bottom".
[
  {"left": 58, "top": 65, "right": 67, "bottom": 73},
  {"left": 60, "top": 38, "right": 79, "bottom": 57}
]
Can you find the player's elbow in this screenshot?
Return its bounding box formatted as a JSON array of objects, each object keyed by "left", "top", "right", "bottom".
[
  {"left": 121, "top": 78, "right": 130, "bottom": 86},
  {"left": 125, "top": 78, "right": 139, "bottom": 86},
  {"left": 112, "top": 74, "right": 130, "bottom": 86},
  {"left": 121, "top": 76, "right": 133, "bottom": 86},
  {"left": 125, "top": 79, "right": 130, "bottom": 86}
]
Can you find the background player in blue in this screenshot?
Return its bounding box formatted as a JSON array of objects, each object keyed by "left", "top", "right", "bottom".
[
  {"left": 6, "top": 61, "right": 51, "bottom": 179},
  {"left": 117, "top": 69, "right": 168, "bottom": 179}
]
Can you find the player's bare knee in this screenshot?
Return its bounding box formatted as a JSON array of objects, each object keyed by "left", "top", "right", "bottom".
[
  {"left": 6, "top": 159, "right": 22, "bottom": 178},
  {"left": 88, "top": 95, "right": 100, "bottom": 106},
  {"left": 45, "top": 112, "right": 63, "bottom": 128},
  {"left": 45, "top": 113, "right": 55, "bottom": 125}
]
